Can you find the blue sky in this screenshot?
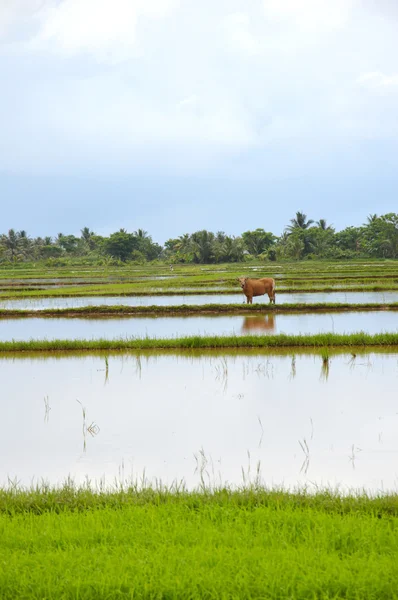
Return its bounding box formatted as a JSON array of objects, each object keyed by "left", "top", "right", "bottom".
[{"left": 1, "top": 0, "right": 398, "bottom": 244}]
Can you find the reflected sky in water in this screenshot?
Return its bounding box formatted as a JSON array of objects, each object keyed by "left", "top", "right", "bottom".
[
  {"left": 1, "top": 352, "right": 398, "bottom": 492},
  {"left": 0, "top": 310, "right": 397, "bottom": 341}
]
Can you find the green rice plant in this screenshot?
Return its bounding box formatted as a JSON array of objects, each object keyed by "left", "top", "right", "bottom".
[{"left": 0, "top": 483, "right": 397, "bottom": 599}]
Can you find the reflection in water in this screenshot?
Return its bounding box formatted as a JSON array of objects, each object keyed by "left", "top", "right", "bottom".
[
  {"left": 76, "top": 399, "right": 100, "bottom": 453},
  {"left": 290, "top": 355, "right": 296, "bottom": 380},
  {"left": 320, "top": 355, "right": 331, "bottom": 382},
  {"left": 1, "top": 310, "right": 396, "bottom": 342},
  {"left": 299, "top": 438, "right": 310, "bottom": 475},
  {"left": 1, "top": 352, "right": 398, "bottom": 492},
  {"left": 241, "top": 314, "right": 276, "bottom": 334},
  {"left": 43, "top": 395, "right": 51, "bottom": 423}
]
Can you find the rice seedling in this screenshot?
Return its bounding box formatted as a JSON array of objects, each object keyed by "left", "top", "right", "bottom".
[{"left": 1, "top": 258, "right": 398, "bottom": 599}]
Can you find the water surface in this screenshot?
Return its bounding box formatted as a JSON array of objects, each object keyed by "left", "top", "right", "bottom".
[
  {"left": 0, "top": 311, "right": 397, "bottom": 341},
  {"left": 1, "top": 353, "right": 397, "bottom": 492},
  {"left": 0, "top": 291, "right": 397, "bottom": 311}
]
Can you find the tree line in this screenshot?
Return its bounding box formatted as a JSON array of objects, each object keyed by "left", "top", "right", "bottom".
[{"left": 1, "top": 212, "right": 397, "bottom": 265}]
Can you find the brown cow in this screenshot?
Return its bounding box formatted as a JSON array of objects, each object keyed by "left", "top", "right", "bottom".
[{"left": 238, "top": 276, "right": 276, "bottom": 304}]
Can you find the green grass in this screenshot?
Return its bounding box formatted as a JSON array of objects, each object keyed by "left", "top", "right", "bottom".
[
  {"left": 0, "top": 485, "right": 397, "bottom": 599},
  {"left": 1, "top": 302, "right": 398, "bottom": 318},
  {"left": 1, "top": 332, "right": 398, "bottom": 353}
]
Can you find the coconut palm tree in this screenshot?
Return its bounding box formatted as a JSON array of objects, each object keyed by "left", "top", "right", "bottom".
[
  {"left": 287, "top": 211, "right": 314, "bottom": 233},
  {"left": 80, "top": 227, "right": 94, "bottom": 242},
  {"left": 0, "top": 229, "right": 20, "bottom": 261},
  {"left": 174, "top": 234, "right": 191, "bottom": 253},
  {"left": 134, "top": 229, "right": 149, "bottom": 239},
  {"left": 191, "top": 230, "right": 215, "bottom": 263},
  {"left": 316, "top": 219, "right": 333, "bottom": 231}
]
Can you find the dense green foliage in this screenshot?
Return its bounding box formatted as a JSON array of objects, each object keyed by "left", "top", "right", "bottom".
[
  {"left": 0, "top": 486, "right": 397, "bottom": 599},
  {"left": 2, "top": 212, "right": 398, "bottom": 264}
]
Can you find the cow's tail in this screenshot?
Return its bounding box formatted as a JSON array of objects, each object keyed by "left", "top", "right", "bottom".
[{"left": 272, "top": 278, "right": 276, "bottom": 304}]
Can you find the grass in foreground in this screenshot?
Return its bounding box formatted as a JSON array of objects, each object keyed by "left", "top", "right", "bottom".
[
  {"left": 0, "top": 485, "right": 397, "bottom": 599},
  {"left": 1, "top": 332, "right": 398, "bottom": 353}
]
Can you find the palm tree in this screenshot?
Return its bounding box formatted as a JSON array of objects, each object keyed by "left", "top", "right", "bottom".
[
  {"left": 286, "top": 234, "right": 305, "bottom": 260},
  {"left": 80, "top": 227, "right": 96, "bottom": 250},
  {"left": 220, "top": 236, "right": 244, "bottom": 262},
  {"left": 0, "top": 229, "right": 20, "bottom": 261},
  {"left": 56, "top": 233, "right": 64, "bottom": 246},
  {"left": 316, "top": 219, "right": 333, "bottom": 231},
  {"left": 80, "top": 227, "right": 94, "bottom": 242},
  {"left": 191, "top": 230, "right": 215, "bottom": 263},
  {"left": 174, "top": 234, "right": 191, "bottom": 253},
  {"left": 287, "top": 211, "right": 314, "bottom": 233},
  {"left": 17, "top": 230, "right": 31, "bottom": 254},
  {"left": 366, "top": 214, "right": 378, "bottom": 224},
  {"left": 134, "top": 229, "right": 149, "bottom": 239}
]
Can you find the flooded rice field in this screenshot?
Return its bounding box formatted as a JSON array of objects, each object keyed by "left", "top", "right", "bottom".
[
  {"left": 0, "top": 275, "right": 178, "bottom": 285},
  {"left": 1, "top": 352, "right": 398, "bottom": 491},
  {"left": 0, "top": 291, "right": 397, "bottom": 310},
  {"left": 0, "top": 311, "right": 397, "bottom": 341}
]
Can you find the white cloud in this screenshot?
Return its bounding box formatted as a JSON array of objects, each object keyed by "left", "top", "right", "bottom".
[
  {"left": 263, "top": 0, "right": 354, "bottom": 31},
  {"left": 0, "top": 0, "right": 45, "bottom": 38},
  {"left": 223, "top": 13, "right": 262, "bottom": 56},
  {"left": 356, "top": 72, "right": 398, "bottom": 88},
  {"left": 31, "top": 0, "right": 179, "bottom": 62},
  {"left": 1, "top": 0, "right": 398, "bottom": 177}
]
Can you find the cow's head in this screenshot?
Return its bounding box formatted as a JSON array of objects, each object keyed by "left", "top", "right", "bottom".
[{"left": 237, "top": 277, "right": 248, "bottom": 289}]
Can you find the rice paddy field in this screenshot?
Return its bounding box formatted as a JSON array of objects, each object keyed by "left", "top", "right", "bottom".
[{"left": 2, "top": 260, "right": 398, "bottom": 598}]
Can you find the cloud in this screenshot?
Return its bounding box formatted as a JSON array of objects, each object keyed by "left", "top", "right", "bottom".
[
  {"left": 0, "top": 0, "right": 45, "bottom": 40},
  {"left": 263, "top": 0, "right": 354, "bottom": 31},
  {"left": 30, "top": 0, "right": 179, "bottom": 62},
  {"left": 356, "top": 72, "right": 398, "bottom": 88},
  {"left": 223, "top": 13, "right": 262, "bottom": 56},
  {"left": 1, "top": 0, "right": 398, "bottom": 178}
]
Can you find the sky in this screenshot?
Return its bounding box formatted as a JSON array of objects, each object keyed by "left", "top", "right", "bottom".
[{"left": 1, "top": 0, "right": 398, "bottom": 244}]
